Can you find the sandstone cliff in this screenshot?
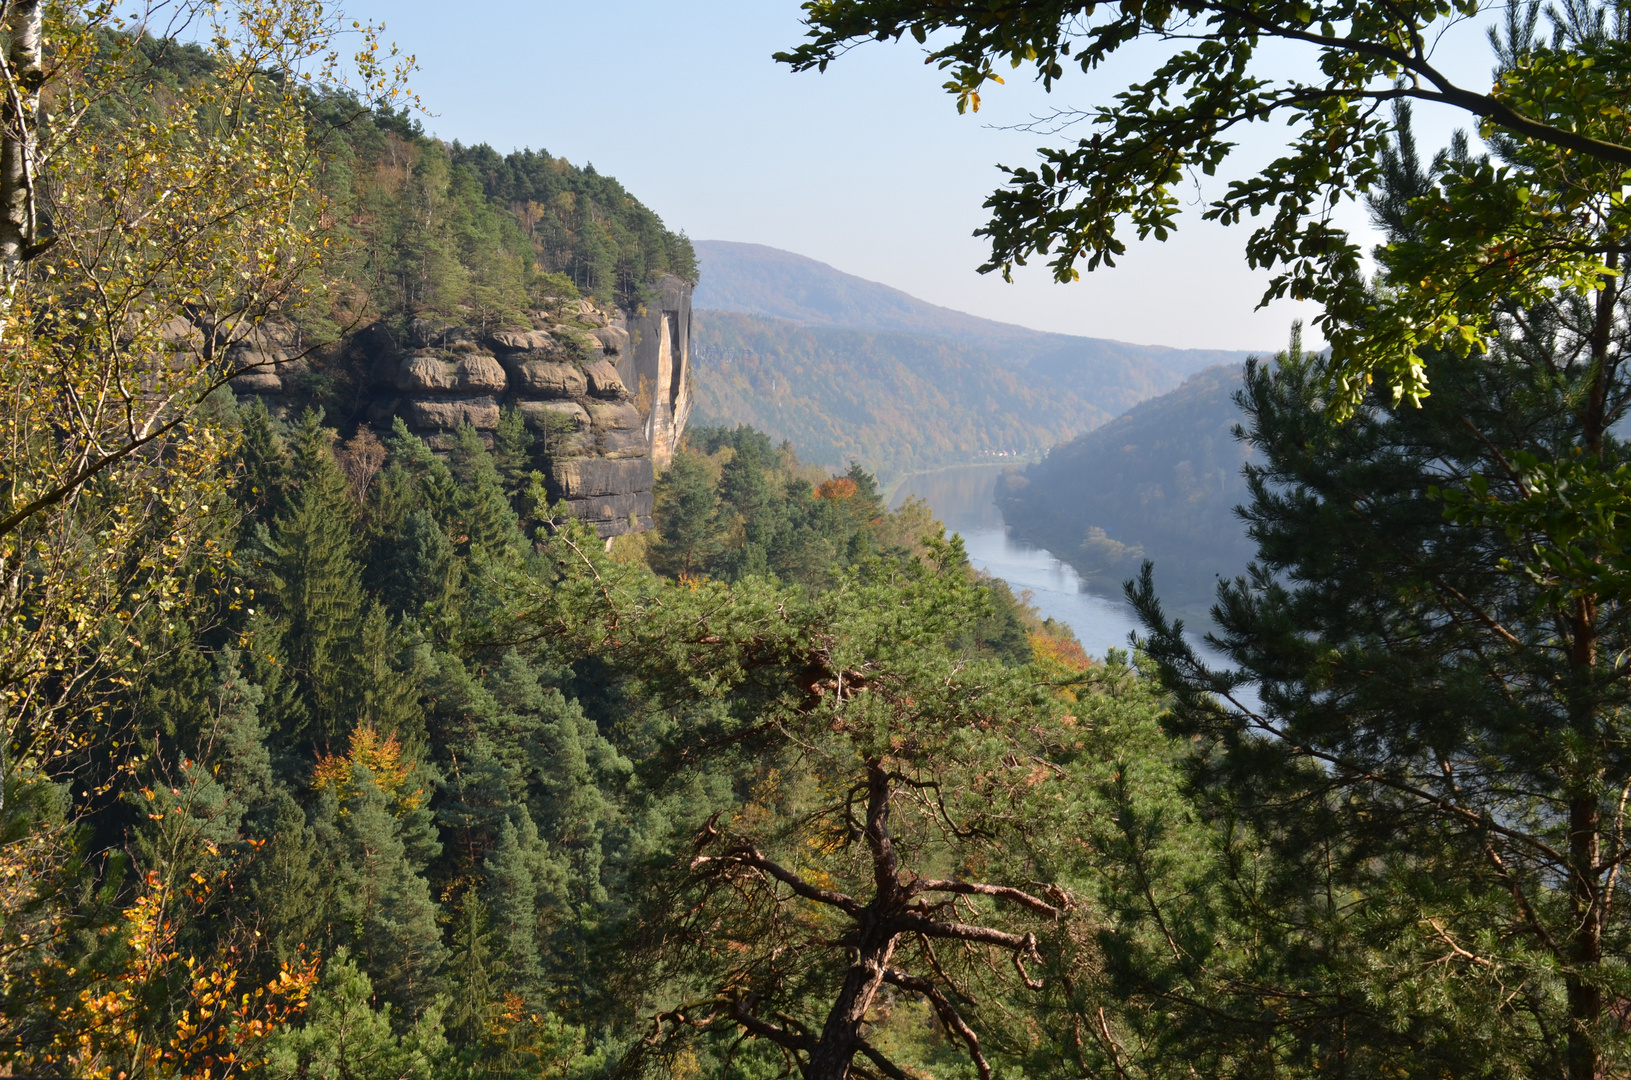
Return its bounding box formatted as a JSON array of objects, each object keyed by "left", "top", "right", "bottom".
[{"left": 232, "top": 274, "right": 694, "bottom": 538}]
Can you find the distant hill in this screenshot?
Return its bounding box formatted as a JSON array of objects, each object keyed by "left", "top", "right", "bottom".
[
  {"left": 689, "top": 241, "right": 1259, "bottom": 479},
  {"left": 691, "top": 313, "right": 1123, "bottom": 478},
  {"left": 996, "top": 364, "right": 1257, "bottom": 618}
]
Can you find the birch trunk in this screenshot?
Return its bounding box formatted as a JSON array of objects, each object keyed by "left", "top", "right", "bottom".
[{"left": 0, "top": 0, "right": 42, "bottom": 337}]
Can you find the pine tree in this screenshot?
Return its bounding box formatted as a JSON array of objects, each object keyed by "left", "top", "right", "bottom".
[
  {"left": 248, "top": 792, "right": 328, "bottom": 965},
  {"left": 1131, "top": 168, "right": 1631, "bottom": 1074},
  {"left": 650, "top": 450, "right": 720, "bottom": 577},
  {"left": 318, "top": 765, "right": 447, "bottom": 1012},
  {"left": 263, "top": 949, "right": 454, "bottom": 1080},
  {"left": 482, "top": 813, "right": 546, "bottom": 997}
]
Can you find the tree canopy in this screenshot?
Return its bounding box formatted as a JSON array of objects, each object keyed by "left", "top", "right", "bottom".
[{"left": 779, "top": 0, "right": 1631, "bottom": 410}]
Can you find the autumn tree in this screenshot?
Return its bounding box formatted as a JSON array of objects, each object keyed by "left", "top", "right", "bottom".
[
  {"left": 0, "top": 0, "right": 413, "bottom": 805},
  {"left": 0, "top": 0, "right": 411, "bottom": 1067}
]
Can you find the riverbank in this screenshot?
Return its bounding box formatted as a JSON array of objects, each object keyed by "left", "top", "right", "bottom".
[{"left": 890, "top": 465, "right": 1149, "bottom": 660}]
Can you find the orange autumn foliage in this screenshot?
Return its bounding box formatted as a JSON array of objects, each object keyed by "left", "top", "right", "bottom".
[
  {"left": 311, "top": 723, "right": 424, "bottom": 817},
  {"left": 25, "top": 865, "right": 318, "bottom": 1080},
  {"left": 1028, "top": 628, "right": 1093, "bottom": 705},
  {"left": 1029, "top": 630, "right": 1092, "bottom": 674},
  {"left": 815, "top": 477, "right": 858, "bottom": 501}
]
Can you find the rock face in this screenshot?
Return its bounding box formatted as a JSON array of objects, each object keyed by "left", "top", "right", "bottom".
[
  {"left": 238, "top": 276, "right": 694, "bottom": 539},
  {"left": 619, "top": 274, "right": 692, "bottom": 470}
]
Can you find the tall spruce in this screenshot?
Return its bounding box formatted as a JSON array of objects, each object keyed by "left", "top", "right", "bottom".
[{"left": 258, "top": 411, "right": 367, "bottom": 746}]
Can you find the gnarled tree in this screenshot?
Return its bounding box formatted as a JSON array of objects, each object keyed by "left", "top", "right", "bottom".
[{"left": 527, "top": 529, "right": 1162, "bottom": 1080}]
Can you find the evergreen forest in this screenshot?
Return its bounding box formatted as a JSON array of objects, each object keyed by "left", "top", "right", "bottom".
[{"left": 7, "top": 2, "right": 1631, "bottom": 1080}]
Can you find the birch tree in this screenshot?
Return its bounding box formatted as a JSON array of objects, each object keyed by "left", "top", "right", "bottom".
[{"left": 0, "top": 1, "right": 411, "bottom": 1067}]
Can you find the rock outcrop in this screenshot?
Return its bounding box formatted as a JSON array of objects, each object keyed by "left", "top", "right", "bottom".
[
  {"left": 235, "top": 274, "right": 694, "bottom": 539},
  {"left": 620, "top": 274, "right": 693, "bottom": 470}
]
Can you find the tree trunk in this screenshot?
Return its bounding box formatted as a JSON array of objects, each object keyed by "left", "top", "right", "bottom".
[
  {"left": 0, "top": 0, "right": 42, "bottom": 339},
  {"left": 806, "top": 934, "right": 897, "bottom": 1080},
  {"left": 806, "top": 759, "right": 902, "bottom": 1080},
  {"left": 1559, "top": 246, "right": 1624, "bottom": 1080},
  {"left": 1566, "top": 788, "right": 1603, "bottom": 1080}
]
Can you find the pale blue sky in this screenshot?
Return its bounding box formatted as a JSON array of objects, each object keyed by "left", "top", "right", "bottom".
[{"left": 340, "top": 1, "right": 1496, "bottom": 352}]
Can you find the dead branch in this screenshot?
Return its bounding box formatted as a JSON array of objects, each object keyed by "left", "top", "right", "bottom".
[{"left": 912, "top": 878, "right": 1069, "bottom": 918}]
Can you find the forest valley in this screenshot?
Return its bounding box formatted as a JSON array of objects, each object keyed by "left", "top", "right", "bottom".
[{"left": 5, "top": 1, "right": 1631, "bottom": 1080}]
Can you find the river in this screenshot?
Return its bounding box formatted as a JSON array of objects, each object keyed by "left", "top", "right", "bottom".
[{"left": 888, "top": 465, "right": 1154, "bottom": 661}]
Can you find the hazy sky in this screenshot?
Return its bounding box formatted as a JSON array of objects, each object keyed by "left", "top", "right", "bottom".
[{"left": 339, "top": 1, "right": 1496, "bottom": 352}]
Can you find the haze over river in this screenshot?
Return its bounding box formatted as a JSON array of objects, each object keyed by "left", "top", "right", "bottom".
[
  {"left": 889, "top": 465, "right": 1153, "bottom": 660},
  {"left": 889, "top": 463, "right": 1250, "bottom": 695}
]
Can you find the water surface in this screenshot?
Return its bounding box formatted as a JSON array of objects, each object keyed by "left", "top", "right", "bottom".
[{"left": 890, "top": 466, "right": 1148, "bottom": 660}]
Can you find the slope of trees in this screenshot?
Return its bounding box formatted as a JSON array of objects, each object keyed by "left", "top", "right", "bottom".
[
  {"left": 786, "top": 2, "right": 1631, "bottom": 1077},
  {"left": 3, "top": 393, "right": 1128, "bottom": 1078},
  {"left": 691, "top": 313, "right": 1119, "bottom": 481},
  {"left": 998, "top": 364, "right": 1255, "bottom": 616},
  {"left": 15, "top": 1, "right": 1631, "bottom": 1078},
  {"left": 450, "top": 143, "right": 697, "bottom": 307}
]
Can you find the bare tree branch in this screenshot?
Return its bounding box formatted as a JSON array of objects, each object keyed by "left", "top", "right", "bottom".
[
  {"left": 693, "top": 846, "right": 864, "bottom": 916},
  {"left": 912, "top": 878, "right": 1068, "bottom": 918},
  {"left": 882, "top": 968, "right": 993, "bottom": 1080}
]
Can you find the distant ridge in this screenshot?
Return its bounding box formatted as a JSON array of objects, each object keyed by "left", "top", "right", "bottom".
[
  {"left": 997, "top": 364, "right": 1256, "bottom": 618},
  {"left": 687, "top": 240, "right": 1262, "bottom": 481},
  {"left": 694, "top": 241, "right": 1044, "bottom": 342},
  {"left": 693, "top": 240, "right": 1257, "bottom": 381}
]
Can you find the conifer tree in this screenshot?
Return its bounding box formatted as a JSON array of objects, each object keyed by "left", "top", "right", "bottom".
[
  {"left": 385, "top": 418, "right": 460, "bottom": 514},
  {"left": 438, "top": 734, "right": 516, "bottom": 871},
  {"left": 713, "top": 439, "right": 779, "bottom": 581},
  {"left": 1130, "top": 111, "right": 1631, "bottom": 1072},
  {"left": 447, "top": 423, "right": 523, "bottom": 562},
  {"left": 382, "top": 508, "right": 461, "bottom": 621},
  {"left": 650, "top": 451, "right": 721, "bottom": 577},
  {"left": 247, "top": 792, "right": 328, "bottom": 966},
  {"left": 258, "top": 411, "right": 367, "bottom": 746},
  {"left": 204, "top": 649, "right": 276, "bottom": 816},
  {"left": 317, "top": 765, "right": 447, "bottom": 1012},
  {"left": 234, "top": 399, "right": 294, "bottom": 528},
  {"left": 527, "top": 691, "right": 627, "bottom": 913},
  {"left": 263, "top": 950, "right": 455, "bottom": 1080},
  {"left": 445, "top": 887, "right": 501, "bottom": 1045},
  {"left": 349, "top": 602, "right": 427, "bottom": 749},
  {"left": 490, "top": 406, "right": 538, "bottom": 501},
  {"left": 237, "top": 612, "right": 311, "bottom": 762},
  {"left": 482, "top": 813, "right": 546, "bottom": 997}
]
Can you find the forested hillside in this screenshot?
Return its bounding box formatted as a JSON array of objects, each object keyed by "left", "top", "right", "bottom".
[
  {"left": 14, "top": 2, "right": 1631, "bottom": 1079},
  {"left": 998, "top": 364, "right": 1255, "bottom": 615},
  {"left": 5, "top": 14, "right": 1152, "bottom": 1079},
  {"left": 691, "top": 312, "right": 1118, "bottom": 476},
  {"left": 14, "top": 396, "right": 1072, "bottom": 1078},
  {"left": 689, "top": 241, "right": 1253, "bottom": 478}
]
